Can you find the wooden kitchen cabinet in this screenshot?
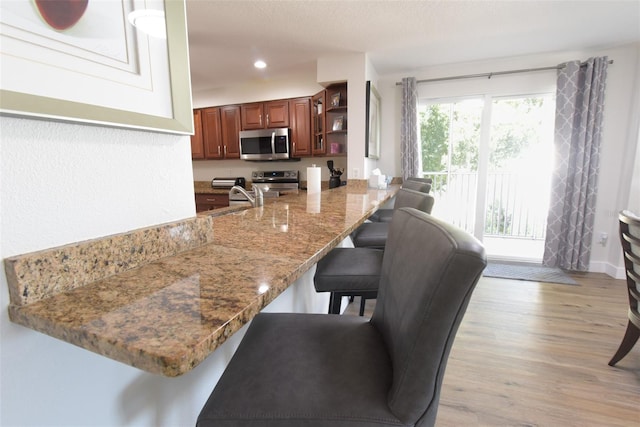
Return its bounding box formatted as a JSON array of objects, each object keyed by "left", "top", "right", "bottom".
[
  {"left": 310, "top": 82, "right": 347, "bottom": 157},
  {"left": 191, "top": 109, "right": 205, "bottom": 159},
  {"left": 193, "top": 93, "right": 321, "bottom": 160},
  {"left": 202, "top": 107, "right": 223, "bottom": 159},
  {"left": 324, "top": 82, "right": 347, "bottom": 156},
  {"left": 241, "top": 100, "right": 289, "bottom": 130},
  {"left": 312, "top": 91, "right": 326, "bottom": 156},
  {"left": 220, "top": 105, "right": 241, "bottom": 158},
  {"left": 195, "top": 193, "right": 229, "bottom": 212},
  {"left": 198, "top": 105, "right": 241, "bottom": 160},
  {"left": 289, "top": 97, "right": 312, "bottom": 157}
]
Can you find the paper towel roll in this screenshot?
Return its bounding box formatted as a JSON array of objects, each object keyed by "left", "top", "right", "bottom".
[{"left": 307, "top": 165, "right": 321, "bottom": 194}]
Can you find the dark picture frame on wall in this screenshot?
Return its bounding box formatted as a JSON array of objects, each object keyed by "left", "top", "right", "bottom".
[{"left": 365, "top": 80, "right": 381, "bottom": 159}]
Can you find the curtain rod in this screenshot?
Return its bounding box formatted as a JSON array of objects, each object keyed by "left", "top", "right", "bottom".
[{"left": 395, "top": 60, "right": 614, "bottom": 85}]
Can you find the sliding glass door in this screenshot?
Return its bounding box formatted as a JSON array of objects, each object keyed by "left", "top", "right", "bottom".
[
  {"left": 419, "top": 94, "right": 555, "bottom": 261},
  {"left": 419, "top": 98, "right": 483, "bottom": 233}
]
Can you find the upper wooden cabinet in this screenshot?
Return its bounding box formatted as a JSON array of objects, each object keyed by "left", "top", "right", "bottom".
[
  {"left": 191, "top": 109, "right": 205, "bottom": 160},
  {"left": 192, "top": 92, "right": 333, "bottom": 160},
  {"left": 220, "top": 105, "right": 241, "bottom": 159},
  {"left": 324, "top": 82, "right": 347, "bottom": 156},
  {"left": 312, "top": 91, "right": 326, "bottom": 156},
  {"left": 289, "top": 97, "right": 312, "bottom": 157},
  {"left": 202, "top": 107, "right": 223, "bottom": 159},
  {"left": 241, "top": 100, "right": 289, "bottom": 130},
  {"left": 197, "top": 105, "right": 241, "bottom": 160}
]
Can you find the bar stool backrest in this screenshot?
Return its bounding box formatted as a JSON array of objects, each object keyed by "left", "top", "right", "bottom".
[
  {"left": 394, "top": 188, "right": 435, "bottom": 214},
  {"left": 371, "top": 208, "right": 486, "bottom": 425},
  {"left": 401, "top": 180, "right": 431, "bottom": 193}
]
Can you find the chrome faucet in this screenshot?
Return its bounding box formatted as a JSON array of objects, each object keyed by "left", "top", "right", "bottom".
[{"left": 230, "top": 185, "right": 263, "bottom": 207}]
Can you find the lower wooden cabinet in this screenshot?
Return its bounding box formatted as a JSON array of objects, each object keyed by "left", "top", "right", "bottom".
[{"left": 195, "top": 193, "right": 229, "bottom": 212}]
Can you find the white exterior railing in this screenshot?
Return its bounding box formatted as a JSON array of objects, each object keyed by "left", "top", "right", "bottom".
[{"left": 423, "top": 172, "right": 550, "bottom": 241}]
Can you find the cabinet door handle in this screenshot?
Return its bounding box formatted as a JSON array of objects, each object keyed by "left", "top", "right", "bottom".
[
  {"left": 266, "top": 114, "right": 269, "bottom": 126},
  {"left": 293, "top": 142, "right": 296, "bottom": 153},
  {"left": 206, "top": 198, "right": 216, "bottom": 202},
  {"left": 218, "top": 146, "right": 221, "bottom": 155},
  {"left": 259, "top": 114, "right": 262, "bottom": 126},
  {"left": 224, "top": 146, "right": 227, "bottom": 155}
]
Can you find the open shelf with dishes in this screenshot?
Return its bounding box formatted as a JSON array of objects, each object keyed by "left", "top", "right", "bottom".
[{"left": 313, "top": 82, "right": 347, "bottom": 157}]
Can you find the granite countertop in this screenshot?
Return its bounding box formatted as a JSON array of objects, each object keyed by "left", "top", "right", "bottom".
[{"left": 5, "top": 183, "right": 398, "bottom": 377}]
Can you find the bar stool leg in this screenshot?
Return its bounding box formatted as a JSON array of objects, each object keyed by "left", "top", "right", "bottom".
[
  {"left": 359, "top": 297, "right": 367, "bottom": 316},
  {"left": 328, "top": 292, "right": 342, "bottom": 314}
]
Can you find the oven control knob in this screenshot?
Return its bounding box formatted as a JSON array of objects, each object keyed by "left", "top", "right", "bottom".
[{"left": 252, "top": 172, "right": 257, "bottom": 178}]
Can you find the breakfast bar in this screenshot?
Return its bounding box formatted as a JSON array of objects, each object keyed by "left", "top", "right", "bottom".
[{"left": 4, "top": 184, "right": 399, "bottom": 377}]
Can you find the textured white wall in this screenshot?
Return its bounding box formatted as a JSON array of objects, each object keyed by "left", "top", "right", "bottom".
[
  {"left": 1, "top": 117, "right": 196, "bottom": 254},
  {"left": 318, "top": 53, "right": 368, "bottom": 181},
  {"left": 0, "top": 116, "right": 203, "bottom": 426}
]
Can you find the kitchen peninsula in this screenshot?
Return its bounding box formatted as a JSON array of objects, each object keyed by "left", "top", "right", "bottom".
[{"left": 4, "top": 184, "right": 399, "bottom": 377}]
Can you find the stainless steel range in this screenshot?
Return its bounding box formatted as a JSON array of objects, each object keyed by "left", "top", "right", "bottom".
[
  {"left": 229, "top": 170, "right": 299, "bottom": 205},
  {"left": 251, "top": 170, "right": 299, "bottom": 193}
]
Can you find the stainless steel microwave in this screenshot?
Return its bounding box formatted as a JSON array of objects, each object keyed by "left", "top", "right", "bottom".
[{"left": 239, "top": 128, "right": 290, "bottom": 161}]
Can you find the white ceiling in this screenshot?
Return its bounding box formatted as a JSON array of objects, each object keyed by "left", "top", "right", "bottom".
[{"left": 185, "top": 0, "right": 640, "bottom": 94}]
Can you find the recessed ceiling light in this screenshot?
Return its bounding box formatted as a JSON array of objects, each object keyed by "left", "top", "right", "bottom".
[
  {"left": 254, "top": 60, "right": 267, "bottom": 69},
  {"left": 128, "top": 9, "right": 166, "bottom": 39}
]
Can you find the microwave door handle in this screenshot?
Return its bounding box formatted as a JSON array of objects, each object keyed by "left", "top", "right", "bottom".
[{"left": 271, "top": 131, "right": 276, "bottom": 154}]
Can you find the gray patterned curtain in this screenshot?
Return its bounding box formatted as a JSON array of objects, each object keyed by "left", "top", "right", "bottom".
[
  {"left": 401, "top": 77, "right": 420, "bottom": 180},
  {"left": 543, "top": 57, "right": 609, "bottom": 271}
]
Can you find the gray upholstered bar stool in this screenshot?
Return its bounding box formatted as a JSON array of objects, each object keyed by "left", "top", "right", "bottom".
[
  {"left": 352, "top": 188, "right": 435, "bottom": 249},
  {"left": 406, "top": 176, "right": 433, "bottom": 191},
  {"left": 313, "top": 247, "right": 383, "bottom": 315},
  {"left": 369, "top": 177, "right": 432, "bottom": 223},
  {"left": 317, "top": 184, "right": 434, "bottom": 313},
  {"left": 196, "top": 208, "right": 486, "bottom": 427}
]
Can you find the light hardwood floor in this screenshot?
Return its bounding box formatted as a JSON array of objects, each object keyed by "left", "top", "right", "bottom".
[{"left": 344, "top": 273, "right": 640, "bottom": 426}]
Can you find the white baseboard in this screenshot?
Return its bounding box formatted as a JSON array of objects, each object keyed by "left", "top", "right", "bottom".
[{"left": 589, "top": 260, "right": 626, "bottom": 279}]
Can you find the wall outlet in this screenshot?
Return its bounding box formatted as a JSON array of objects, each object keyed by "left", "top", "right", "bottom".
[
  {"left": 352, "top": 168, "right": 359, "bottom": 179},
  {"left": 598, "top": 232, "right": 608, "bottom": 246}
]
